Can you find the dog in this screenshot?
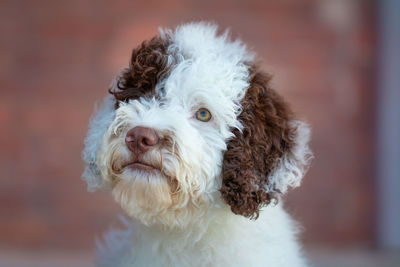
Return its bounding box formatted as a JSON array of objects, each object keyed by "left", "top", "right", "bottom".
[{"left": 82, "top": 22, "right": 312, "bottom": 267}]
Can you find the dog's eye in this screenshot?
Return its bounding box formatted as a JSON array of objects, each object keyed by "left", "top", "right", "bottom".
[{"left": 195, "top": 108, "right": 212, "bottom": 122}]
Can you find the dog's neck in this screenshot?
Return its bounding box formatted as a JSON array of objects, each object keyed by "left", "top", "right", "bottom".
[{"left": 132, "top": 203, "right": 281, "bottom": 247}]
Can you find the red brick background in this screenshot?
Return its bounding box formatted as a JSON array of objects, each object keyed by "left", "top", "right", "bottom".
[{"left": 0, "top": 0, "right": 376, "bottom": 251}]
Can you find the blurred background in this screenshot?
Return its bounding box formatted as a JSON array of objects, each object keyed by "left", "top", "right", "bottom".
[{"left": 1, "top": 0, "right": 399, "bottom": 266}]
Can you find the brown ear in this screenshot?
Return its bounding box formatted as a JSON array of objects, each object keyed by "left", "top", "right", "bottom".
[{"left": 220, "top": 67, "right": 312, "bottom": 219}]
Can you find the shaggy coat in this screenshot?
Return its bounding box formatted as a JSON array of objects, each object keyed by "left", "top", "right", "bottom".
[{"left": 83, "top": 22, "right": 312, "bottom": 267}]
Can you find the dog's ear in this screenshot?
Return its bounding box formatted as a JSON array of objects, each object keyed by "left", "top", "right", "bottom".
[
  {"left": 82, "top": 94, "right": 116, "bottom": 191},
  {"left": 220, "top": 68, "right": 312, "bottom": 218}
]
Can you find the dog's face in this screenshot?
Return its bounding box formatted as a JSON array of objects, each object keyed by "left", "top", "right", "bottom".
[{"left": 83, "top": 23, "right": 312, "bottom": 228}]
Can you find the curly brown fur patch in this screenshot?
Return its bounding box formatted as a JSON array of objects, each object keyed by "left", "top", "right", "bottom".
[
  {"left": 109, "top": 36, "right": 173, "bottom": 108},
  {"left": 220, "top": 66, "right": 297, "bottom": 219}
]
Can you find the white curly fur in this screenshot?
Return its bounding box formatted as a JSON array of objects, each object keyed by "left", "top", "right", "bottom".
[
  {"left": 82, "top": 22, "right": 312, "bottom": 267},
  {"left": 266, "top": 120, "right": 313, "bottom": 194}
]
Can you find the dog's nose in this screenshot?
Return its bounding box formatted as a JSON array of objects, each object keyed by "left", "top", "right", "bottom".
[{"left": 125, "top": 127, "right": 159, "bottom": 153}]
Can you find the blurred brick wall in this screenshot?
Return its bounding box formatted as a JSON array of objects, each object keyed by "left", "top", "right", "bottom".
[{"left": 0, "top": 0, "right": 376, "bottom": 251}]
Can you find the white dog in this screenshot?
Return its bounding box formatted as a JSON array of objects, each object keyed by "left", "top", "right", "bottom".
[{"left": 83, "top": 22, "right": 312, "bottom": 267}]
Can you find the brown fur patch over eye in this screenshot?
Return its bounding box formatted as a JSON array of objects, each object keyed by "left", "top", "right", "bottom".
[
  {"left": 109, "top": 35, "right": 174, "bottom": 108},
  {"left": 220, "top": 66, "right": 297, "bottom": 219}
]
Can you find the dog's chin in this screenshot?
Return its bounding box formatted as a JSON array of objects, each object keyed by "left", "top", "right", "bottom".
[
  {"left": 107, "top": 153, "right": 211, "bottom": 228},
  {"left": 116, "top": 163, "right": 169, "bottom": 194},
  {"left": 111, "top": 163, "right": 176, "bottom": 225}
]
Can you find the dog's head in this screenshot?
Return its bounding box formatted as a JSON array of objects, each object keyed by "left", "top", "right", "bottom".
[{"left": 82, "top": 22, "right": 312, "bottom": 228}]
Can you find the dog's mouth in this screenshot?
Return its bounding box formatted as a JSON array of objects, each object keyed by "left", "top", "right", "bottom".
[
  {"left": 122, "top": 160, "right": 161, "bottom": 173},
  {"left": 117, "top": 155, "right": 178, "bottom": 191},
  {"left": 125, "top": 162, "right": 156, "bottom": 172}
]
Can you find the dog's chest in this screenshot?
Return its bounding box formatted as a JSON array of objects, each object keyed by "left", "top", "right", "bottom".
[{"left": 97, "top": 207, "right": 307, "bottom": 267}]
